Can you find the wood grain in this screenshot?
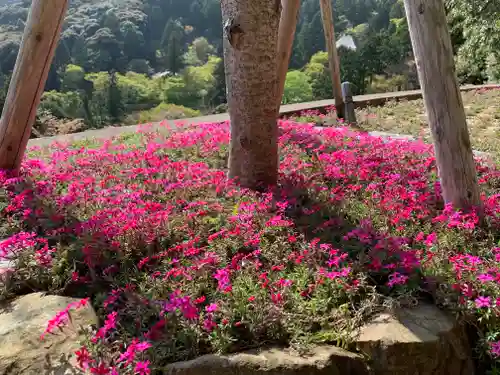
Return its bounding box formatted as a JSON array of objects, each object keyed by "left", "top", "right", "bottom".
[
  {"left": 403, "top": 0, "right": 481, "bottom": 212},
  {"left": 319, "top": 0, "right": 344, "bottom": 118},
  {"left": 0, "top": 0, "right": 68, "bottom": 171},
  {"left": 276, "top": 0, "right": 300, "bottom": 109}
]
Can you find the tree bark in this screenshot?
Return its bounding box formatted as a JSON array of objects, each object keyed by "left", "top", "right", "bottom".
[
  {"left": 221, "top": 0, "right": 281, "bottom": 190},
  {"left": 319, "top": 0, "right": 344, "bottom": 118},
  {"left": 403, "top": 0, "right": 481, "bottom": 212},
  {"left": 276, "top": 0, "right": 300, "bottom": 110},
  {"left": 0, "top": 0, "right": 68, "bottom": 172}
]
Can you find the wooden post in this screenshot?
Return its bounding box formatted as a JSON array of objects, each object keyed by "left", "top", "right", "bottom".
[
  {"left": 276, "top": 0, "right": 301, "bottom": 110},
  {"left": 0, "top": 0, "right": 68, "bottom": 171},
  {"left": 403, "top": 0, "right": 481, "bottom": 212},
  {"left": 319, "top": 0, "right": 344, "bottom": 118},
  {"left": 341, "top": 82, "right": 356, "bottom": 125}
]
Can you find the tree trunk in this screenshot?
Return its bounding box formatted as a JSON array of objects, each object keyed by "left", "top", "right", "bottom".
[
  {"left": 221, "top": 0, "right": 281, "bottom": 190},
  {"left": 319, "top": 0, "right": 344, "bottom": 118},
  {"left": 276, "top": 0, "right": 300, "bottom": 110},
  {"left": 0, "top": 0, "right": 68, "bottom": 172},
  {"left": 403, "top": 0, "right": 481, "bottom": 212}
]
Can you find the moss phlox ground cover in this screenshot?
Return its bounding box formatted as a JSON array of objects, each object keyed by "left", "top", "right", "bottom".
[{"left": 1, "top": 119, "right": 500, "bottom": 373}]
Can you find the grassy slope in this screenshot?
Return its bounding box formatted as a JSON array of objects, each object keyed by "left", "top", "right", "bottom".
[{"left": 355, "top": 88, "right": 500, "bottom": 157}]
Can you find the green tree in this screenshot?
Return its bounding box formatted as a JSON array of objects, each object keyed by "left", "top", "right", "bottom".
[
  {"left": 164, "top": 56, "right": 220, "bottom": 109},
  {"left": 161, "top": 18, "right": 186, "bottom": 74},
  {"left": 183, "top": 37, "right": 215, "bottom": 66},
  {"left": 304, "top": 51, "right": 332, "bottom": 100},
  {"left": 61, "top": 64, "right": 86, "bottom": 92},
  {"left": 282, "top": 71, "right": 314, "bottom": 104},
  {"left": 108, "top": 71, "right": 124, "bottom": 123}
]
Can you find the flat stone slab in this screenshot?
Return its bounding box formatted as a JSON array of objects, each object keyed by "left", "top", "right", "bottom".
[
  {"left": 355, "top": 304, "right": 475, "bottom": 375},
  {"left": 0, "top": 293, "right": 97, "bottom": 374},
  {"left": 166, "top": 345, "right": 369, "bottom": 375}
]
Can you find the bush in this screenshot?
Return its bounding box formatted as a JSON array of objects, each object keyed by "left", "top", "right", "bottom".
[
  {"left": 366, "top": 74, "right": 407, "bottom": 94},
  {"left": 136, "top": 102, "right": 201, "bottom": 123},
  {"left": 304, "top": 51, "right": 332, "bottom": 100},
  {"left": 39, "top": 90, "right": 84, "bottom": 119},
  {"left": 163, "top": 56, "right": 220, "bottom": 109},
  {"left": 282, "top": 70, "right": 313, "bottom": 104}
]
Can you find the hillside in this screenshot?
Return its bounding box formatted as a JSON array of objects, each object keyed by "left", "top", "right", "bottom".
[{"left": 0, "top": 0, "right": 497, "bottom": 134}]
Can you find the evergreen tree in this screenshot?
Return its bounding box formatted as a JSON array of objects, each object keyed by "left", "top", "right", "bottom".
[
  {"left": 161, "top": 19, "right": 185, "bottom": 74},
  {"left": 108, "top": 71, "right": 123, "bottom": 124}
]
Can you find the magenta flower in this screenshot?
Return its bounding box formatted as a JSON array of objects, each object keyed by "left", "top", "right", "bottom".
[
  {"left": 491, "top": 341, "right": 500, "bottom": 357},
  {"left": 135, "top": 360, "right": 151, "bottom": 375},
  {"left": 205, "top": 303, "right": 218, "bottom": 313},
  {"left": 475, "top": 296, "right": 491, "bottom": 309}
]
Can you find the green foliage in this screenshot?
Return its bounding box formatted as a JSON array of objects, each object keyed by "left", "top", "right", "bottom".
[
  {"left": 61, "top": 64, "right": 85, "bottom": 92},
  {"left": 283, "top": 71, "right": 314, "bottom": 104},
  {"left": 161, "top": 18, "right": 186, "bottom": 74},
  {"left": 183, "top": 37, "right": 215, "bottom": 66},
  {"left": 40, "top": 91, "right": 84, "bottom": 119},
  {"left": 0, "top": 0, "right": 497, "bottom": 130},
  {"left": 304, "top": 52, "right": 332, "bottom": 100},
  {"left": 366, "top": 74, "right": 406, "bottom": 94},
  {"left": 137, "top": 102, "right": 201, "bottom": 123},
  {"left": 118, "top": 72, "right": 161, "bottom": 112},
  {"left": 0, "top": 72, "right": 9, "bottom": 111},
  {"left": 447, "top": 0, "right": 500, "bottom": 84},
  {"left": 164, "top": 55, "right": 220, "bottom": 109}
]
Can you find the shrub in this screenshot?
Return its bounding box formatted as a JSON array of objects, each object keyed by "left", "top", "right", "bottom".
[
  {"left": 282, "top": 70, "right": 313, "bottom": 104},
  {"left": 366, "top": 74, "right": 407, "bottom": 94},
  {"left": 136, "top": 102, "right": 201, "bottom": 123},
  {"left": 39, "top": 90, "right": 84, "bottom": 119}
]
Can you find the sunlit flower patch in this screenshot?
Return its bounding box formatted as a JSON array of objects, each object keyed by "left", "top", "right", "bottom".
[{"left": 2, "top": 119, "right": 500, "bottom": 373}]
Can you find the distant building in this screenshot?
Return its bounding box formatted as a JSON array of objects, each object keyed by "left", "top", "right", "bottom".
[
  {"left": 336, "top": 34, "right": 356, "bottom": 51},
  {"left": 152, "top": 71, "right": 173, "bottom": 79}
]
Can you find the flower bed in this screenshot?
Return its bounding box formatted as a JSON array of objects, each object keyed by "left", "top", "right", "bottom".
[{"left": 2, "top": 119, "right": 500, "bottom": 373}]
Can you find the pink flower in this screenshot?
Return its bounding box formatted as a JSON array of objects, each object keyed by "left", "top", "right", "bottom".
[
  {"left": 475, "top": 296, "right": 491, "bottom": 309},
  {"left": 203, "top": 318, "right": 217, "bottom": 332},
  {"left": 491, "top": 341, "right": 500, "bottom": 357},
  {"left": 477, "top": 273, "right": 494, "bottom": 283},
  {"left": 75, "top": 346, "right": 92, "bottom": 369},
  {"left": 205, "top": 303, "right": 218, "bottom": 313},
  {"left": 424, "top": 233, "right": 437, "bottom": 246},
  {"left": 90, "top": 363, "right": 110, "bottom": 375},
  {"left": 135, "top": 360, "right": 151, "bottom": 375},
  {"left": 135, "top": 341, "right": 152, "bottom": 352}
]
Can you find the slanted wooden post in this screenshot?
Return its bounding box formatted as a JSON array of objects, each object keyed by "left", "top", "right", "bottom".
[
  {"left": 341, "top": 82, "right": 356, "bottom": 125},
  {"left": 0, "top": 0, "right": 68, "bottom": 171},
  {"left": 319, "top": 0, "right": 344, "bottom": 118},
  {"left": 276, "top": 0, "right": 301, "bottom": 109},
  {"left": 403, "top": 0, "right": 481, "bottom": 212}
]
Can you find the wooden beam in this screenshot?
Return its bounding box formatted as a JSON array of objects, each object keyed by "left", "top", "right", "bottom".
[
  {"left": 319, "top": 0, "right": 344, "bottom": 118},
  {"left": 403, "top": 0, "right": 481, "bottom": 212},
  {"left": 276, "top": 0, "right": 301, "bottom": 109},
  {"left": 0, "top": 0, "right": 68, "bottom": 171}
]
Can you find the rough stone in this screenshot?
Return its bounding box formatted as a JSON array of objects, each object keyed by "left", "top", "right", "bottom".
[
  {"left": 367, "top": 130, "right": 416, "bottom": 141},
  {"left": 0, "top": 293, "right": 98, "bottom": 375},
  {"left": 355, "top": 303, "right": 475, "bottom": 375},
  {"left": 165, "top": 346, "right": 369, "bottom": 375}
]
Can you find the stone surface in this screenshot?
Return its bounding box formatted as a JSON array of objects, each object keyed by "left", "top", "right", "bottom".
[
  {"left": 0, "top": 293, "right": 98, "bottom": 375},
  {"left": 355, "top": 303, "right": 475, "bottom": 375},
  {"left": 166, "top": 346, "right": 369, "bottom": 375},
  {"left": 367, "top": 131, "right": 416, "bottom": 141}
]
